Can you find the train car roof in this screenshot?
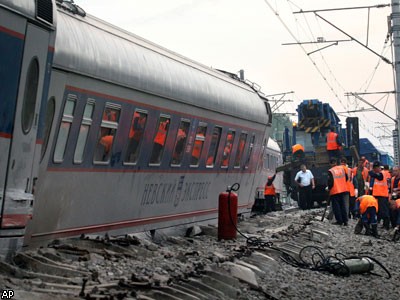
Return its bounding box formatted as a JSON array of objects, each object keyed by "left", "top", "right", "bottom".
[
  {"left": 53, "top": 9, "right": 269, "bottom": 125},
  {"left": 267, "top": 138, "right": 281, "bottom": 152}
]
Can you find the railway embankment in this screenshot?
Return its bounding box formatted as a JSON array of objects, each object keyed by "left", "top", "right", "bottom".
[{"left": 0, "top": 207, "right": 399, "bottom": 299}]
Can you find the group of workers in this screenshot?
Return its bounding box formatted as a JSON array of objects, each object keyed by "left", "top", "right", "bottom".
[{"left": 282, "top": 126, "right": 400, "bottom": 238}]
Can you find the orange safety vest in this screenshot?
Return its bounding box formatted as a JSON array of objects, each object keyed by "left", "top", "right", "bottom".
[
  {"left": 206, "top": 156, "right": 214, "bottom": 165},
  {"left": 341, "top": 165, "right": 351, "bottom": 193},
  {"left": 372, "top": 172, "right": 389, "bottom": 197},
  {"left": 192, "top": 133, "right": 204, "bottom": 159},
  {"left": 352, "top": 166, "right": 369, "bottom": 181},
  {"left": 347, "top": 169, "right": 356, "bottom": 197},
  {"left": 326, "top": 132, "right": 339, "bottom": 150},
  {"left": 357, "top": 195, "right": 379, "bottom": 215},
  {"left": 129, "top": 112, "right": 141, "bottom": 138},
  {"left": 292, "top": 144, "right": 304, "bottom": 154},
  {"left": 391, "top": 176, "right": 400, "bottom": 192},
  {"left": 100, "top": 135, "right": 114, "bottom": 153},
  {"left": 396, "top": 199, "right": 400, "bottom": 209},
  {"left": 264, "top": 183, "right": 276, "bottom": 196},
  {"left": 329, "top": 165, "right": 347, "bottom": 195},
  {"left": 222, "top": 145, "right": 231, "bottom": 166},
  {"left": 154, "top": 121, "right": 168, "bottom": 146}
]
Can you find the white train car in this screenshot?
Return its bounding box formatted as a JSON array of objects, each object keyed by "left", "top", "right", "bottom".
[
  {"left": 0, "top": 0, "right": 272, "bottom": 254},
  {"left": 253, "top": 138, "right": 283, "bottom": 208}
]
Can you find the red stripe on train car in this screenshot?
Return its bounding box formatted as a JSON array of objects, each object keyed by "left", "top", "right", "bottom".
[
  {"left": 0, "top": 132, "right": 12, "bottom": 138},
  {"left": 0, "top": 25, "right": 24, "bottom": 40},
  {"left": 31, "top": 204, "right": 250, "bottom": 240},
  {"left": 2, "top": 214, "right": 32, "bottom": 228},
  {"left": 31, "top": 208, "right": 219, "bottom": 239}
]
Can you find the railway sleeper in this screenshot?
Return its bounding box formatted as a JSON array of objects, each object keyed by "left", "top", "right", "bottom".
[{"left": 13, "top": 252, "right": 90, "bottom": 278}]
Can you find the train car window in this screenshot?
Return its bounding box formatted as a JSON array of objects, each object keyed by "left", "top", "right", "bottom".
[
  {"left": 234, "top": 132, "right": 248, "bottom": 168},
  {"left": 124, "top": 110, "right": 148, "bottom": 164},
  {"left": 40, "top": 97, "right": 55, "bottom": 162},
  {"left": 53, "top": 95, "right": 76, "bottom": 163},
  {"left": 171, "top": 120, "right": 190, "bottom": 166},
  {"left": 190, "top": 124, "right": 207, "bottom": 167},
  {"left": 149, "top": 115, "right": 170, "bottom": 165},
  {"left": 221, "top": 130, "right": 235, "bottom": 168},
  {"left": 94, "top": 104, "right": 120, "bottom": 163},
  {"left": 74, "top": 100, "right": 95, "bottom": 164},
  {"left": 258, "top": 138, "right": 267, "bottom": 171},
  {"left": 265, "top": 154, "right": 270, "bottom": 170},
  {"left": 22, "top": 58, "right": 39, "bottom": 134},
  {"left": 206, "top": 126, "right": 222, "bottom": 167},
  {"left": 244, "top": 134, "right": 256, "bottom": 169}
]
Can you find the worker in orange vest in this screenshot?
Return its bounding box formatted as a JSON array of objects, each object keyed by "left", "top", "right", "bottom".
[
  {"left": 126, "top": 112, "right": 147, "bottom": 161},
  {"left": 355, "top": 195, "right": 379, "bottom": 237},
  {"left": 369, "top": 161, "right": 390, "bottom": 230},
  {"left": 352, "top": 157, "right": 369, "bottom": 197},
  {"left": 222, "top": 139, "right": 232, "bottom": 167},
  {"left": 389, "top": 166, "right": 400, "bottom": 228},
  {"left": 150, "top": 119, "right": 169, "bottom": 163},
  {"left": 291, "top": 144, "right": 305, "bottom": 162},
  {"left": 264, "top": 174, "right": 276, "bottom": 213},
  {"left": 326, "top": 127, "right": 342, "bottom": 161},
  {"left": 99, "top": 134, "right": 114, "bottom": 160},
  {"left": 191, "top": 128, "right": 205, "bottom": 165},
  {"left": 326, "top": 158, "right": 348, "bottom": 226}
]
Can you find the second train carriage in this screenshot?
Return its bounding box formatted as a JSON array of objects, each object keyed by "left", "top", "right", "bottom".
[
  {"left": 0, "top": 0, "right": 273, "bottom": 253},
  {"left": 253, "top": 138, "right": 284, "bottom": 211}
]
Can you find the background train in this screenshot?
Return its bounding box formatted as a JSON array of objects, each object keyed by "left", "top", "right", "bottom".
[{"left": 0, "top": 0, "right": 273, "bottom": 255}]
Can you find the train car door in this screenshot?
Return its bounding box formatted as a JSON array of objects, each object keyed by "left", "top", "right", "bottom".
[{"left": 0, "top": 23, "right": 51, "bottom": 230}]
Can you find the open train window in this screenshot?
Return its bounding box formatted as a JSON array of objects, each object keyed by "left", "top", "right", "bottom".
[
  {"left": 149, "top": 115, "right": 170, "bottom": 165},
  {"left": 221, "top": 130, "right": 235, "bottom": 168},
  {"left": 244, "top": 134, "right": 256, "bottom": 169},
  {"left": 74, "top": 99, "right": 95, "bottom": 164},
  {"left": 93, "top": 104, "right": 120, "bottom": 164},
  {"left": 124, "top": 110, "right": 148, "bottom": 164},
  {"left": 53, "top": 95, "right": 76, "bottom": 163},
  {"left": 171, "top": 120, "right": 190, "bottom": 166},
  {"left": 40, "top": 97, "right": 55, "bottom": 162},
  {"left": 190, "top": 124, "right": 207, "bottom": 167},
  {"left": 258, "top": 138, "right": 267, "bottom": 171},
  {"left": 234, "top": 132, "right": 247, "bottom": 168},
  {"left": 206, "top": 126, "right": 222, "bottom": 168}
]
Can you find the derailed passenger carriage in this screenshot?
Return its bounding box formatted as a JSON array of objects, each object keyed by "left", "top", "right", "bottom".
[{"left": 0, "top": 0, "right": 272, "bottom": 254}]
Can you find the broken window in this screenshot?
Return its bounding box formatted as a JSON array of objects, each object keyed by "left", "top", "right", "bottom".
[
  {"left": 149, "top": 115, "right": 170, "bottom": 165},
  {"left": 171, "top": 120, "right": 190, "bottom": 166},
  {"left": 124, "top": 110, "right": 148, "bottom": 164},
  {"left": 234, "top": 132, "right": 247, "bottom": 168},
  {"left": 190, "top": 124, "right": 207, "bottom": 167},
  {"left": 94, "top": 104, "right": 120, "bottom": 163},
  {"left": 206, "top": 126, "right": 222, "bottom": 167},
  {"left": 221, "top": 130, "right": 235, "bottom": 168},
  {"left": 244, "top": 134, "right": 256, "bottom": 169}
]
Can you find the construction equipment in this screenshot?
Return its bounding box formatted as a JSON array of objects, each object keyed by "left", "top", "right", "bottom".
[{"left": 279, "top": 99, "right": 360, "bottom": 207}]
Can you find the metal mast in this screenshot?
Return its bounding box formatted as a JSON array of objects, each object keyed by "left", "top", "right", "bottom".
[{"left": 392, "top": 0, "right": 400, "bottom": 165}]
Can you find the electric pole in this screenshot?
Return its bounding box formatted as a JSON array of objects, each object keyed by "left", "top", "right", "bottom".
[{"left": 391, "top": 0, "right": 400, "bottom": 165}]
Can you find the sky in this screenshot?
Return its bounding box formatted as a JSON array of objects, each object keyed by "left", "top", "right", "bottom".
[{"left": 74, "top": 0, "right": 396, "bottom": 156}]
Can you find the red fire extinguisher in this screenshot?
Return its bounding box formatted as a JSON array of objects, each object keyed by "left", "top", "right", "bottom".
[{"left": 218, "top": 183, "right": 240, "bottom": 240}]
